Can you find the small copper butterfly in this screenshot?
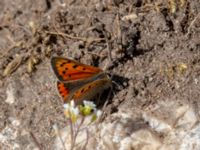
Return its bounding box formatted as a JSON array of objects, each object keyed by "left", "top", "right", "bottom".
[{"left": 51, "top": 57, "right": 112, "bottom": 104}]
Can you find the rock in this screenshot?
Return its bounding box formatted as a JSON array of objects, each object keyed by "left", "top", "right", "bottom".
[{"left": 54, "top": 100, "right": 200, "bottom": 150}]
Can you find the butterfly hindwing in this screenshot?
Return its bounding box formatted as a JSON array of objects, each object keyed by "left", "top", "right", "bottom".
[
  {"left": 72, "top": 78, "right": 112, "bottom": 103},
  {"left": 57, "top": 77, "right": 112, "bottom": 104},
  {"left": 57, "top": 81, "right": 71, "bottom": 100},
  {"left": 51, "top": 57, "right": 103, "bottom": 82}
]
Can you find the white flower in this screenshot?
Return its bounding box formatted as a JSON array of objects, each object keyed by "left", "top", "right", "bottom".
[
  {"left": 63, "top": 103, "right": 69, "bottom": 109},
  {"left": 83, "top": 100, "right": 96, "bottom": 110},
  {"left": 63, "top": 100, "right": 80, "bottom": 119},
  {"left": 72, "top": 107, "right": 79, "bottom": 116}
]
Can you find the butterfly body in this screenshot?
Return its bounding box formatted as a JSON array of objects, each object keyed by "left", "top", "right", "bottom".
[{"left": 51, "top": 57, "right": 112, "bottom": 104}]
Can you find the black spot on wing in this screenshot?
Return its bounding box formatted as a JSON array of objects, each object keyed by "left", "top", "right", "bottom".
[
  {"left": 60, "top": 62, "right": 66, "bottom": 67},
  {"left": 62, "top": 71, "right": 66, "bottom": 74},
  {"left": 81, "top": 89, "right": 85, "bottom": 93},
  {"left": 72, "top": 64, "right": 78, "bottom": 68}
]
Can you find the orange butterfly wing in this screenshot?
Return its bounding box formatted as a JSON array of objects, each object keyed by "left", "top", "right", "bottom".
[
  {"left": 51, "top": 57, "right": 103, "bottom": 82},
  {"left": 56, "top": 81, "right": 70, "bottom": 100},
  {"left": 51, "top": 56, "right": 111, "bottom": 104},
  {"left": 72, "top": 78, "right": 111, "bottom": 101},
  {"left": 57, "top": 78, "right": 112, "bottom": 104}
]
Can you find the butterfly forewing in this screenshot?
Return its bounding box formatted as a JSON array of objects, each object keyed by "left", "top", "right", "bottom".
[{"left": 51, "top": 57, "right": 102, "bottom": 82}]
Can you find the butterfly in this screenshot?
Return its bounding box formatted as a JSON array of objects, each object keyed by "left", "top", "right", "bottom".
[{"left": 51, "top": 57, "right": 112, "bottom": 104}]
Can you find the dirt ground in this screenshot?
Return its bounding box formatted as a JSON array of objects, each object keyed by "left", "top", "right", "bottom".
[{"left": 0, "top": 0, "right": 200, "bottom": 149}]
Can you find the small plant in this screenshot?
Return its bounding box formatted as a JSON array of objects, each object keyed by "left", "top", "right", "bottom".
[
  {"left": 160, "top": 62, "right": 187, "bottom": 80},
  {"left": 54, "top": 100, "right": 102, "bottom": 150},
  {"left": 154, "top": 0, "right": 187, "bottom": 13},
  {"left": 168, "top": 0, "right": 186, "bottom": 13}
]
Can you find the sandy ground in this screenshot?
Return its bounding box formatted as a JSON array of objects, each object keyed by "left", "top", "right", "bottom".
[{"left": 0, "top": 0, "right": 200, "bottom": 149}]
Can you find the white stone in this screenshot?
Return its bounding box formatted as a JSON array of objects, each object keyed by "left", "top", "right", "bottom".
[{"left": 5, "top": 85, "right": 15, "bottom": 104}]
